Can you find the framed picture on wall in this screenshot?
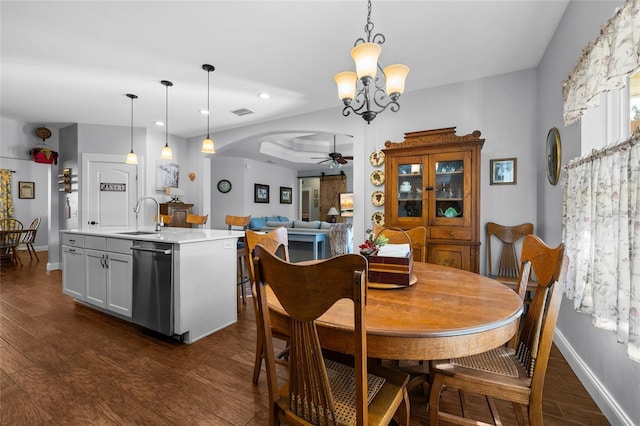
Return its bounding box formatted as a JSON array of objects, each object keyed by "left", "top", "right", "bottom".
[
  {"left": 313, "top": 199, "right": 318, "bottom": 208},
  {"left": 156, "top": 160, "right": 180, "bottom": 191},
  {"left": 254, "top": 183, "right": 270, "bottom": 203},
  {"left": 280, "top": 187, "right": 292, "bottom": 204},
  {"left": 313, "top": 189, "right": 318, "bottom": 198},
  {"left": 490, "top": 158, "right": 517, "bottom": 185},
  {"left": 18, "top": 181, "right": 35, "bottom": 199}
]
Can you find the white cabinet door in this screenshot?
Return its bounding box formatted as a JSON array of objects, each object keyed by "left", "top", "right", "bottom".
[
  {"left": 107, "top": 252, "right": 132, "bottom": 317},
  {"left": 62, "top": 246, "right": 85, "bottom": 299},
  {"left": 84, "top": 248, "right": 107, "bottom": 308}
]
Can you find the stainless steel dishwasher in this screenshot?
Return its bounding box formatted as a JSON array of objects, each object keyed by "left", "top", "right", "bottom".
[{"left": 131, "top": 241, "right": 174, "bottom": 336}]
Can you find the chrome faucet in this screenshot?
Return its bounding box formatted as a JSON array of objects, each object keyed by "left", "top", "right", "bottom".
[{"left": 133, "top": 196, "right": 161, "bottom": 231}]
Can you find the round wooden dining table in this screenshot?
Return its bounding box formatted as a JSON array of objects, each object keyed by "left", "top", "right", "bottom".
[{"left": 267, "top": 261, "right": 523, "bottom": 360}]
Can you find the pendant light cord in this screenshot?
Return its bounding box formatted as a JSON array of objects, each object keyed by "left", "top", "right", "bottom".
[
  {"left": 207, "top": 69, "right": 211, "bottom": 138},
  {"left": 130, "top": 96, "right": 134, "bottom": 151},
  {"left": 165, "top": 83, "right": 169, "bottom": 147}
]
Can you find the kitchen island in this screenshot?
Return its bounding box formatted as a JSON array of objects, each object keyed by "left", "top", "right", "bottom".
[{"left": 61, "top": 227, "right": 244, "bottom": 344}]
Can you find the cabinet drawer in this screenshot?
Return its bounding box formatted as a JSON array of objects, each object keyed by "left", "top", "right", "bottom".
[
  {"left": 85, "top": 236, "right": 107, "bottom": 250},
  {"left": 62, "top": 233, "right": 85, "bottom": 248},
  {"left": 107, "top": 238, "right": 133, "bottom": 255},
  {"left": 429, "top": 227, "right": 472, "bottom": 241}
]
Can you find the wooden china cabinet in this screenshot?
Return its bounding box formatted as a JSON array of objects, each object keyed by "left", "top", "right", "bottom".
[
  {"left": 160, "top": 202, "right": 194, "bottom": 228},
  {"left": 383, "top": 127, "right": 484, "bottom": 273}
]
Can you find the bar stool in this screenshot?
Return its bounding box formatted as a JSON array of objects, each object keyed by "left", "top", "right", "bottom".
[
  {"left": 186, "top": 213, "right": 208, "bottom": 228},
  {"left": 153, "top": 214, "right": 173, "bottom": 227},
  {"left": 225, "top": 215, "right": 251, "bottom": 311}
]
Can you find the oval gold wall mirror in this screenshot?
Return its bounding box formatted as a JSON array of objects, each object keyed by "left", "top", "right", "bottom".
[{"left": 546, "top": 127, "right": 561, "bottom": 185}]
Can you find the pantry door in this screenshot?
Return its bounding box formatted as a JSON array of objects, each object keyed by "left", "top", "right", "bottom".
[{"left": 82, "top": 153, "right": 144, "bottom": 230}]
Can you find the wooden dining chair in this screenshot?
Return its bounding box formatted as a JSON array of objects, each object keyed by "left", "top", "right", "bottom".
[
  {"left": 225, "top": 214, "right": 251, "bottom": 309},
  {"left": 373, "top": 225, "right": 427, "bottom": 262},
  {"left": 0, "top": 218, "right": 24, "bottom": 266},
  {"left": 19, "top": 217, "right": 41, "bottom": 261},
  {"left": 244, "top": 227, "right": 290, "bottom": 384},
  {"left": 428, "top": 235, "right": 567, "bottom": 426},
  {"left": 486, "top": 222, "right": 535, "bottom": 300},
  {"left": 186, "top": 213, "right": 208, "bottom": 228},
  {"left": 253, "top": 246, "right": 410, "bottom": 425}
]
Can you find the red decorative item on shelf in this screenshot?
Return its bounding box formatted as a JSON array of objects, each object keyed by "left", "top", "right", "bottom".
[{"left": 30, "top": 147, "right": 58, "bottom": 165}]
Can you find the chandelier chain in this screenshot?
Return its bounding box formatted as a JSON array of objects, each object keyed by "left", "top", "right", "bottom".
[{"left": 356, "top": 0, "right": 385, "bottom": 46}]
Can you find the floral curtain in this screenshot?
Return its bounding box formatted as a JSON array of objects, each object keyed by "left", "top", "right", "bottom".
[
  {"left": 562, "top": 135, "right": 640, "bottom": 361},
  {"left": 563, "top": 0, "right": 640, "bottom": 125},
  {"left": 0, "top": 169, "right": 15, "bottom": 220}
]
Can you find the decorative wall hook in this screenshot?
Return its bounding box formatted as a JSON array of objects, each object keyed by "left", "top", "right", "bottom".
[{"left": 188, "top": 172, "right": 196, "bottom": 182}]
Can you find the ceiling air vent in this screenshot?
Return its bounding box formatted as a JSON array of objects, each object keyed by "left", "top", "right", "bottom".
[{"left": 231, "top": 108, "right": 254, "bottom": 116}]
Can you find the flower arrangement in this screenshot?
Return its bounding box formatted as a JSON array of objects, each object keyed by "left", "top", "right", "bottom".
[
  {"left": 30, "top": 146, "right": 58, "bottom": 165},
  {"left": 359, "top": 230, "right": 389, "bottom": 256}
]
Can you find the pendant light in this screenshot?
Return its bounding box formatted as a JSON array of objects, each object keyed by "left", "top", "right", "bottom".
[
  {"left": 201, "top": 64, "right": 216, "bottom": 154},
  {"left": 160, "top": 80, "right": 174, "bottom": 160},
  {"left": 334, "top": 0, "right": 409, "bottom": 124},
  {"left": 125, "top": 93, "right": 139, "bottom": 165}
]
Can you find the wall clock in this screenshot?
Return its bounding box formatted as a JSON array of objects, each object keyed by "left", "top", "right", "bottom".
[
  {"left": 217, "top": 179, "right": 232, "bottom": 193},
  {"left": 546, "top": 127, "right": 561, "bottom": 186}
]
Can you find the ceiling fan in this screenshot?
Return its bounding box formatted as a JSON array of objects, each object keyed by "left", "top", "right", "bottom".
[{"left": 314, "top": 136, "right": 353, "bottom": 166}]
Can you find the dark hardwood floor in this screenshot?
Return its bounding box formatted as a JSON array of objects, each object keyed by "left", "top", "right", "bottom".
[{"left": 1, "top": 252, "right": 609, "bottom": 425}]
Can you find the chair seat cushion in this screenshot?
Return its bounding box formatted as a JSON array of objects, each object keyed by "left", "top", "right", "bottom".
[
  {"left": 279, "top": 358, "right": 387, "bottom": 426},
  {"left": 450, "top": 346, "right": 520, "bottom": 378}
]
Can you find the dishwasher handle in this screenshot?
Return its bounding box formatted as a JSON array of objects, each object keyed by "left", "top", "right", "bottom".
[{"left": 131, "top": 245, "right": 172, "bottom": 255}]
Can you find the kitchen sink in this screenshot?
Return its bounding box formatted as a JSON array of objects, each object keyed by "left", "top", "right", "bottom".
[{"left": 117, "top": 231, "right": 159, "bottom": 235}]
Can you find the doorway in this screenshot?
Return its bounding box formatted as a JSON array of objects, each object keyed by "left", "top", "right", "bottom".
[{"left": 298, "top": 175, "right": 347, "bottom": 223}]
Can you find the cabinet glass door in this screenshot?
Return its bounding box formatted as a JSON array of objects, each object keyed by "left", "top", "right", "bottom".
[
  {"left": 396, "top": 160, "right": 423, "bottom": 220},
  {"left": 430, "top": 151, "right": 471, "bottom": 225}
]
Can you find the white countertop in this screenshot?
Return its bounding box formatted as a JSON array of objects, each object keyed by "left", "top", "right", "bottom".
[{"left": 61, "top": 227, "right": 244, "bottom": 244}]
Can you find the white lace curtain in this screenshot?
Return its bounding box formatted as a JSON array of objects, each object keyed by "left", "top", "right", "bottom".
[
  {"left": 562, "top": 135, "right": 640, "bottom": 361},
  {"left": 563, "top": 0, "right": 640, "bottom": 125}
]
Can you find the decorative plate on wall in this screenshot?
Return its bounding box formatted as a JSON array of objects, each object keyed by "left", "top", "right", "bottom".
[
  {"left": 369, "top": 150, "right": 385, "bottom": 166},
  {"left": 371, "top": 211, "right": 385, "bottom": 227},
  {"left": 370, "top": 170, "right": 385, "bottom": 186},
  {"left": 371, "top": 191, "right": 385, "bottom": 206}
]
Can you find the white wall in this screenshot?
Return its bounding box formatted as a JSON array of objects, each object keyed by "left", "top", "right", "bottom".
[
  {"left": 209, "top": 155, "right": 298, "bottom": 229},
  {"left": 537, "top": 1, "right": 639, "bottom": 424}
]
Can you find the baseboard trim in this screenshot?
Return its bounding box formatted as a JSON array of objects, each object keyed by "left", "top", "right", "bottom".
[{"left": 554, "top": 330, "right": 634, "bottom": 425}]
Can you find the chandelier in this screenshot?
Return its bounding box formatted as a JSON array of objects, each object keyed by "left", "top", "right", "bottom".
[{"left": 334, "top": 0, "right": 409, "bottom": 124}]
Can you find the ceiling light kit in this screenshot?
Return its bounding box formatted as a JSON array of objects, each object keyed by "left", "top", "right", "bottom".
[
  {"left": 334, "top": 0, "right": 409, "bottom": 124},
  {"left": 201, "top": 64, "right": 216, "bottom": 154},
  {"left": 314, "top": 135, "right": 353, "bottom": 168},
  {"left": 125, "top": 93, "right": 139, "bottom": 165},
  {"left": 160, "top": 80, "right": 174, "bottom": 160}
]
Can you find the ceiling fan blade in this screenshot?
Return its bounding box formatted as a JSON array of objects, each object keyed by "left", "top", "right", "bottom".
[
  {"left": 338, "top": 158, "right": 348, "bottom": 165},
  {"left": 343, "top": 156, "right": 354, "bottom": 160},
  {"left": 316, "top": 159, "right": 330, "bottom": 164}
]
